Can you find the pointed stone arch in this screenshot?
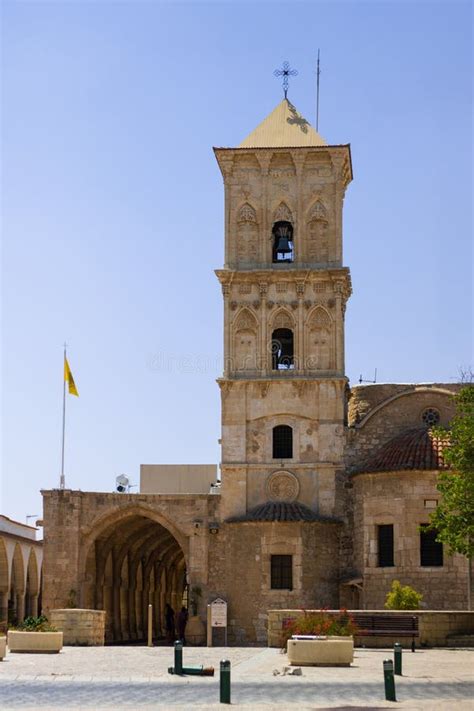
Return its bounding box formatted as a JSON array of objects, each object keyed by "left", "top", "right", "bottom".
[
  {"left": 273, "top": 201, "right": 293, "bottom": 224},
  {"left": 308, "top": 199, "right": 328, "bottom": 222},
  {"left": 306, "top": 306, "right": 334, "bottom": 371},
  {"left": 271, "top": 307, "right": 295, "bottom": 332},
  {"left": 233, "top": 307, "right": 259, "bottom": 372},
  {"left": 307, "top": 305, "right": 332, "bottom": 328},
  {"left": 307, "top": 199, "right": 329, "bottom": 261},
  {"left": 236, "top": 203, "right": 258, "bottom": 264},
  {"left": 270, "top": 308, "right": 296, "bottom": 371},
  {"left": 237, "top": 202, "right": 257, "bottom": 224},
  {"left": 233, "top": 306, "right": 258, "bottom": 333}
]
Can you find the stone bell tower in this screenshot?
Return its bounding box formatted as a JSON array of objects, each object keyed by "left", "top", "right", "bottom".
[{"left": 214, "top": 98, "right": 352, "bottom": 520}]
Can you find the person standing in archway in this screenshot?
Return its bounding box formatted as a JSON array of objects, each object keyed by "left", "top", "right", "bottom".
[
  {"left": 177, "top": 606, "right": 188, "bottom": 644},
  {"left": 165, "top": 603, "right": 175, "bottom": 644}
]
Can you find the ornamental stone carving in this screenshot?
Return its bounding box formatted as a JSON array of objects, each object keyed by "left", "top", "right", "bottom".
[
  {"left": 266, "top": 471, "right": 300, "bottom": 503},
  {"left": 237, "top": 203, "right": 257, "bottom": 224},
  {"left": 273, "top": 202, "right": 293, "bottom": 223}
]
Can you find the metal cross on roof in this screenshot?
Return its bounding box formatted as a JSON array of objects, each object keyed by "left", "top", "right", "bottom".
[{"left": 273, "top": 61, "right": 298, "bottom": 99}]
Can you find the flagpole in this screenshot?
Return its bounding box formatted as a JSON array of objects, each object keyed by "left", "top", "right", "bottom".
[{"left": 60, "top": 343, "right": 67, "bottom": 490}]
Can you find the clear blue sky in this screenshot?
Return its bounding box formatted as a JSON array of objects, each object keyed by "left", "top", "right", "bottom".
[{"left": 2, "top": 1, "right": 472, "bottom": 524}]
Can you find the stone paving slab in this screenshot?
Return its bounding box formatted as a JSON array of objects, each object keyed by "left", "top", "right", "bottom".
[{"left": 0, "top": 646, "right": 472, "bottom": 709}]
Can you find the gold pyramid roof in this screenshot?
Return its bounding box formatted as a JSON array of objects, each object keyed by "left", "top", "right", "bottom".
[{"left": 239, "top": 99, "right": 327, "bottom": 148}]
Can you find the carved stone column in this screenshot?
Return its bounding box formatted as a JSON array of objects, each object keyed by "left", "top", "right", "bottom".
[
  {"left": 296, "top": 281, "right": 305, "bottom": 371},
  {"left": 29, "top": 593, "right": 38, "bottom": 618},
  {"left": 294, "top": 156, "right": 305, "bottom": 264},
  {"left": 16, "top": 592, "right": 25, "bottom": 624},
  {"left": 0, "top": 591, "right": 8, "bottom": 624},
  {"left": 222, "top": 283, "right": 231, "bottom": 376},
  {"left": 257, "top": 152, "right": 271, "bottom": 264},
  {"left": 112, "top": 553, "right": 122, "bottom": 642},
  {"left": 259, "top": 282, "right": 268, "bottom": 373},
  {"left": 220, "top": 159, "right": 234, "bottom": 267},
  {"left": 334, "top": 280, "right": 344, "bottom": 372}
]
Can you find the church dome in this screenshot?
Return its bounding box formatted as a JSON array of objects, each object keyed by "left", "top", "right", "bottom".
[
  {"left": 226, "top": 501, "right": 341, "bottom": 523},
  {"left": 354, "top": 428, "right": 450, "bottom": 474}
]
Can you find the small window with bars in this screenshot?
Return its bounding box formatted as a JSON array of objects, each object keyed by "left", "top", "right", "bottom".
[
  {"left": 377, "top": 524, "right": 394, "bottom": 567},
  {"left": 272, "top": 425, "right": 293, "bottom": 459},
  {"left": 420, "top": 525, "right": 443, "bottom": 566},
  {"left": 271, "top": 555, "right": 293, "bottom": 590}
]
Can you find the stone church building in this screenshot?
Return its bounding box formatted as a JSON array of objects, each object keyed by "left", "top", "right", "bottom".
[{"left": 42, "top": 99, "right": 468, "bottom": 644}]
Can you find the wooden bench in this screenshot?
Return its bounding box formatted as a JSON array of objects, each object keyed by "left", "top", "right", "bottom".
[{"left": 351, "top": 613, "right": 419, "bottom": 652}]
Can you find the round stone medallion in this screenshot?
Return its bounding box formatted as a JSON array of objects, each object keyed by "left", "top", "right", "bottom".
[{"left": 266, "top": 471, "right": 299, "bottom": 503}]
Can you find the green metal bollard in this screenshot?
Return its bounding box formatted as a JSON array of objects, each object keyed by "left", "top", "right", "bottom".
[
  {"left": 220, "top": 659, "right": 231, "bottom": 704},
  {"left": 383, "top": 659, "right": 397, "bottom": 702},
  {"left": 174, "top": 640, "right": 183, "bottom": 675},
  {"left": 394, "top": 642, "right": 402, "bottom": 676}
]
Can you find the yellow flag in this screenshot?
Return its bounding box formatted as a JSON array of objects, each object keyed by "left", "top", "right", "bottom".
[{"left": 64, "top": 357, "right": 79, "bottom": 397}]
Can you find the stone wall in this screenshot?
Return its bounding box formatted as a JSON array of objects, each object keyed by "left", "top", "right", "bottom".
[
  {"left": 207, "top": 521, "right": 340, "bottom": 644},
  {"left": 351, "top": 470, "right": 469, "bottom": 609},
  {"left": 267, "top": 609, "right": 474, "bottom": 648},
  {"left": 41, "top": 490, "right": 220, "bottom": 616},
  {"left": 50, "top": 609, "right": 106, "bottom": 646}
]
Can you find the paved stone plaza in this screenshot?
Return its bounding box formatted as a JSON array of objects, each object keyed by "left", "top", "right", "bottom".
[{"left": 0, "top": 645, "right": 473, "bottom": 709}]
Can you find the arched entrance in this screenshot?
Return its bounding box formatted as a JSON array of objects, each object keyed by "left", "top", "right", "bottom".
[{"left": 82, "top": 513, "right": 187, "bottom": 644}]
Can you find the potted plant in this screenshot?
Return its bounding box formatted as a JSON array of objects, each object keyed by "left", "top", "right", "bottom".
[
  {"left": 186, "top": 586, "right": 206, "bottom": 645},
  {"left": 8, "top": 615, "right": 63, "bottom": 654},
  {"left": 282, "top": 609, "right": 358, "bottom": 666}
]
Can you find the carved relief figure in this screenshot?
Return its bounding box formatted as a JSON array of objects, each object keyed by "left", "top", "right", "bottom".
[
  {"left": 307, "top": 200, "right": 329, "bottom": 262},
  {"left": 233, "top": 308, "right": 258, "bottom": 371},
  {"left": 306, "top": 306, "right": 333, "bottom": 371},
  {"left": 236, "top": 203, "right": 258, "bottom": 263}
]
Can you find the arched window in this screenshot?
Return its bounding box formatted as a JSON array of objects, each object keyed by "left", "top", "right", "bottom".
[
  {"left": 272, "top": 221, "right": 294, "bottom": 263},
  {"left": 273, "top": 425, "right": 293, "bottom": 459},
  {"left": 272, "top": 328, "right": 294, "bottom": 370}
]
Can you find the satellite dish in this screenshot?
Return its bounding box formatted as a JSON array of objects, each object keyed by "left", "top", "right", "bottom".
[{"left": 116, "top": 474, "right": 130, "bottom": 493}]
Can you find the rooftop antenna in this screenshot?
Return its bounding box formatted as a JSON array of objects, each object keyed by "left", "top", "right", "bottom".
[
  {"left": 316, "top": 49, "right": 321, "bottom": 131},
  {"left": 359, "top": 368, "right": 378, "bottom": 384}
]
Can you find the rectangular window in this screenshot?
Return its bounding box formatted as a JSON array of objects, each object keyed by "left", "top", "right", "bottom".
[
  {"left": 271, "top": 555, "right": 293, "bottom": 590},
  {"left": 378, "top": 524, "right": 394, "bottom": 567},
  {"left": 272, "top": 425, "right": 293, "bottom": 459},
  {"left": 420, "top": 525, "right": 443, "bottom": 566}
]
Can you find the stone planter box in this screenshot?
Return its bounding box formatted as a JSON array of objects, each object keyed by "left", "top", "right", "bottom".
[
  {"left": 287, "top": 636, "right": 354, "bottom": 666},
  {"left": 0, "top": 636, "right": 6, "bottom": 660},
  {"left": 50, "top": 609, "right": 105, "bottom": 646},
  {"left": 7, "top": 631, "right": 63, "bottom": 654}
]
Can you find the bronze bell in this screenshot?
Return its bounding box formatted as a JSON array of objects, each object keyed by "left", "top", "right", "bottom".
[{"left": 276, "top": 235, "right": 292, "bottom": 254}]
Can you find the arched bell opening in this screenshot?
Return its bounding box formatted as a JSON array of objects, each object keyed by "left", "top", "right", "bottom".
[
  {"left": 272, "top": 221, "right": 294, "bottom": 263},
  {"left": 271, "top": 328, "right": 294, "bottom": 370},
  {"left": 83, "top": 513, "right": 187, "bottom": 644}
]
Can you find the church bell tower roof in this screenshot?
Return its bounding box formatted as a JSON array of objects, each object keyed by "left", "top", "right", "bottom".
[{"left": 239, "top": 98, "right": 327, "bottom": 148}]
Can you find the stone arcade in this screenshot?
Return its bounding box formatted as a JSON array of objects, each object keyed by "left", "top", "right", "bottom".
[{"left": 41, "top": 99, "right": 469, "bottom": 644}]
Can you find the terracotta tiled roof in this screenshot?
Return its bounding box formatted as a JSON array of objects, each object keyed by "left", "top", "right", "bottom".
[
  {"left": 226, "top": 501, "right": 341, "bottom": 523},
  {"left": 354, "top": 428, "right": 450, "bottom": 474}
]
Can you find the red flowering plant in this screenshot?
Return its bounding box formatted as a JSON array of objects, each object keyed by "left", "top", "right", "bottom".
[{"left": 280, "top": 609, "right": 358, "bottom": 649}]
